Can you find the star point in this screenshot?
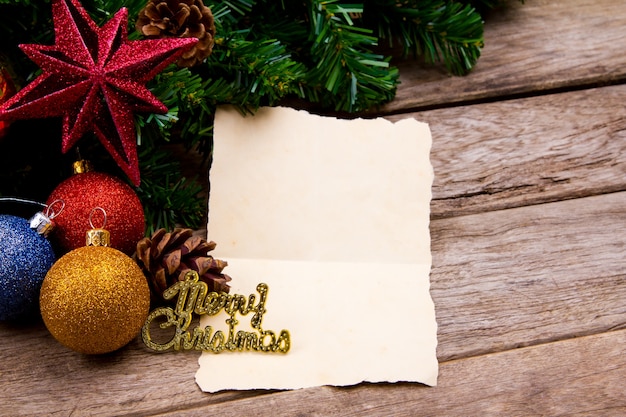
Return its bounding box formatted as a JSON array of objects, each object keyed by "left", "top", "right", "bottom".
[{"left": 0, "top": 0, "right": 197, "bottom": 185}]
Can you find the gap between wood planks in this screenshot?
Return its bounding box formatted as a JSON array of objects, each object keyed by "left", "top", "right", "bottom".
[
  {"left": 149, "top": 329, "right": 626, "bottom": 417},
  {"left": 378, "top": 76, "right": 626, "bottom": 116},
  {"left": 430, "top": 191, "right": 626, "bottom": 361}
]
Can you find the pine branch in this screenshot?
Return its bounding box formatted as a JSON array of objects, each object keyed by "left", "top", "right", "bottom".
[
  {"left": 363, "top": 0, "right": 484, "bottom": 75},
  {"left": 305, "top": 1, "right": 398, "bottom": 112},
  {"left": 135, "top": 144, "right": 205, "bottom": 236},
  {"left": 80, "top": 0, "right": 147, "bottom": 24},
  {"left": 205, "top": 36, "right": 307, "bottom": 110},
  {"left": 0, "top": 0, "right": 524, "bottom": 233}
]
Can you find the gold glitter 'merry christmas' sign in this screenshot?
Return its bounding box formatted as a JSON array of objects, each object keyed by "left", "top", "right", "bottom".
[
  {"left": 198, "top": 106, "right": 437, "bottom": 392},
  {"left": 142, "top": 271, "right": 290, "bottom": 353}
]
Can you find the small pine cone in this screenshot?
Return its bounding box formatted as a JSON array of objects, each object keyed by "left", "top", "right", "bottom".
[
  {"left": 135, "top": 228, "right": 231, "bottom": 304},
  {"left": 135, "top": 0, "right": 216, "bottom": 67}
]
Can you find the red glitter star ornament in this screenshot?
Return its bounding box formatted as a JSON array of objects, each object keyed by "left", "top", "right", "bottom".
[{"left": 0, "top": 0, "right": 197, "bottom": 185}]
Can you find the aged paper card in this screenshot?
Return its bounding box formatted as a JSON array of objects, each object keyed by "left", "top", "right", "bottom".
[{"left": 196, "top": 105, "right": 437, "bottom": 392}]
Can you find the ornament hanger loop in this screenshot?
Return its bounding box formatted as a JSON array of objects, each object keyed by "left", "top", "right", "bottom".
[
  {"left": 45, "top": 199, "right": 65, "bottom": 220},
  {"left": 89, "top": 207, "right": 107, "bottom": 230}
]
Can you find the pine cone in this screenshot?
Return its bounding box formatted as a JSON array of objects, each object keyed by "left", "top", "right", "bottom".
[
  {"left": 135, "top": 228, "right": 231, "bottom": 304},
  {"left": 136, "top": 0, "right": 216, "bottom": 67}
]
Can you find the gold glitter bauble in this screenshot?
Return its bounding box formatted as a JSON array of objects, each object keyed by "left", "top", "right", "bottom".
[{"left": 40, "top": 246, "right": 150, "bottom": 354}]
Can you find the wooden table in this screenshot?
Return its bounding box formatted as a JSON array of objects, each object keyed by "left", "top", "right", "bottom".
[{"left": 2, "top": 0, "right": 625, "bottom": 415}]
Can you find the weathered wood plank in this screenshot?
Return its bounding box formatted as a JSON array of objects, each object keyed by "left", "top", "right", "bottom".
[
  {"left": 162, "top": 329, "right": 626, "bottom": 417},
  {"left": 432, "top": 191, "right": 626, "bottom": 362},
  {"left": 0, "top": 320, "right": 259, "bottom": 417},
  {"left": 0, "top": 2, "right": 622, "bottom": 416},
  {"left": 387, "top": 84, "right": 626, "bottom": 219},
  {"left": 382, "top": 0, "right": 626, "bottom": 113},
  {"left": 0, "top": 192, "right": 622, "bottom": 416}
]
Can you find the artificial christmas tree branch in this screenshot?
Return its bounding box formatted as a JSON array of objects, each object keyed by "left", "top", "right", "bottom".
[{"left": 0, "top": 0, "right": 521, "bottom": 234}]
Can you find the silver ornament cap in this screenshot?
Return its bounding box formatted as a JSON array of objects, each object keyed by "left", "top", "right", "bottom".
[{"left": 29, "top": 211, "right": 55, "bottom": 238}]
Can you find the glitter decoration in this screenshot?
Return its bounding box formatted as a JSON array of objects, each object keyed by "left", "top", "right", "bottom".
[
  {"left": 142, "top": 272, "right": 291, "bottom": 353},
  {"left": 0, "top": 0, "right": 197, "bottom": 185},
  {"left": 0, "top": 215, "right": 56, "bottom": 321},
  {"left": 47, "top": 171, "right": 145, "bottom": 256},
  {"left": 40, "top": 245, "right": 151, "bottom": 354},
  {"left": 0, "top": 55, "right": 17, "bottom": 139}
]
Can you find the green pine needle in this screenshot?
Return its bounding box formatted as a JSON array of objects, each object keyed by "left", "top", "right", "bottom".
[
  {"left": 135, "top": 145, "right": 205, "bottom": 236},
  {"left": 0, "top": 0, "right": 520, "bottom": 233}
]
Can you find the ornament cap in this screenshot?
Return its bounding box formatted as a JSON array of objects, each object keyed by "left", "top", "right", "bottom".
[
  {"left": 86, "top": 228, "right": 110, "bottom": 247},
  {"left": 29, "top": 212, "right": 55, "bottom": 238},
  {"left": 27, "top": 199, "right": 64, "bottom": 238},
  {"left": 72, "top": 159, "right": 93, "bottom": 174}
]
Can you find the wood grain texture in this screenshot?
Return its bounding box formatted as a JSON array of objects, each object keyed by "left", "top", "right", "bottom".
[
  {"left": 156, "top": 330, "right": 626, "bottom": 417},
  {"left": 0, "top": 320, "right": 254, "bottom": 417},
  {"left": 1, "top": 2, "right": 624, "bottom": 415},
  {"left": 1, "top": 193, "right": 622, "bottom": 416},
  {"left": 381, "top": 0, "right": 626, "bottom": 113},
  {"left": 387, "top": 84, "right": 626, "bottom": 219},
  {"left": 431, "top": 191, "right": 626, "bottom": 361}
]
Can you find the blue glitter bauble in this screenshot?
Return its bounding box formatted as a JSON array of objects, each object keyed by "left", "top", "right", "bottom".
[{"left": 0, "top": 215, "right": 56, "bottom": 320}]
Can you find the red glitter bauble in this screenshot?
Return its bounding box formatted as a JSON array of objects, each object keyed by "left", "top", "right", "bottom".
[{"left": 46, "top": 172, "right": 145, "bottom": 255}]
